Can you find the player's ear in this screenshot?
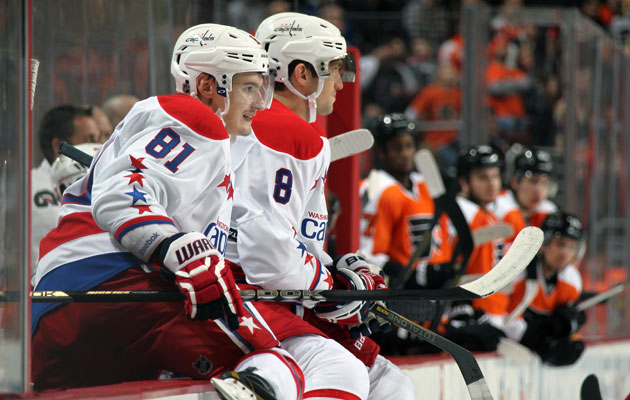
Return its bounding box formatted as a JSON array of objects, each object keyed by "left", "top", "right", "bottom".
[
  {"left": 196, "top": 73, "right": 217, "bottom": 105},
  {"left": 509, "top": 176, "right": 519, "bottom": 192},
  {"left": 290, "top": 63, "right": 314, "bottom": 92},
  {"left": 458, "top": 176, "right": 469, "bottom": 196}
]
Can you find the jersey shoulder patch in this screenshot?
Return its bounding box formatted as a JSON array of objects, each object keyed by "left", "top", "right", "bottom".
[
  {"left": 157, "top": 94, "right": 228, "bottom": 141},
  {"left": 252, "top": 100, "right": 324, "bottom": 160},
  {"left": 491, "top": 190, "right": 520, "bottom": 220},
  {"left": 558, "top": 264, "right": 582, "bottom": 293}
]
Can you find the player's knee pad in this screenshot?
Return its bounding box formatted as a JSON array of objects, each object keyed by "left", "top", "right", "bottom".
[
  {"left": 282, "top": 335, "right": 370, "bottom": 400},
  {"left": 367, "top": 355, "right": 414, "bottom": 400},
  {"left": 233, "top": 348, "right": 304, "bottom": 400}
]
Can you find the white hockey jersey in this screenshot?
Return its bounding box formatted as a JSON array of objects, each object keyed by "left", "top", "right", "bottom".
[
  {"left": 226, "top": 99, "right": 333, "bottom": 291},
  {"left": 33, "top": 94, "right": 233, "bottom": 332},
  {"left": 31, "top": 159, "right": 60, "bottom": 268}
]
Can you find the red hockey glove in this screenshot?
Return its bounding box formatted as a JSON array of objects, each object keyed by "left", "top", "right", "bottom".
[{"left": 160, "top": 232, "right": 244, "bottom": 329}]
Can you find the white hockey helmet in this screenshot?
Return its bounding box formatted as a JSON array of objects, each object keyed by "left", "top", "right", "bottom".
[
  {"left": 255, "top": 13, "right": 356, "bottom": 122},
  {"left": 255, "top": 12, "right": 355, "bottom": 83},
  {"left": 51, "top": 142, "right": 102, "bottom": 198},
  {"left": 171, "top": 23, "right": 273, "bottom": 109}
]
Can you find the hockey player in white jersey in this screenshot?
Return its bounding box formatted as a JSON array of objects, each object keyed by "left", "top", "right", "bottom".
[
  {"left": 226, "top": 12, "right": 414, "bottom": 399},
  {"left": 32, "top": 24, "right": 305, "bottom": 400}
]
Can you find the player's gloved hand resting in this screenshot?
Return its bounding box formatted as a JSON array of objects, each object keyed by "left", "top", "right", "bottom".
[
  {"left": 443, "top": 303, "right": 505, "bottom": 351},
  {"left": 548, "top": 305, "right": 586, "bottom": 338},
  {"left": 315, "top": 253, "right": 391, "bottom": 337},
  {"left": 158, "top": 232, "right": 244, "bottom": 329}
]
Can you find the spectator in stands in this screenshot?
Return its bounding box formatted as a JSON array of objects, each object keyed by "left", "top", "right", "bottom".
[
  {"left": 486, "top": 33, "right": 532, "bottom": 149},
  {"left": 405, "top": 61, "right": 461, "bottom": 171},
  {"left": 402, "top": 0, "right": 451, "bottom": 52},
  {"left": 406, "top": 38, "right": 438, "bottom": 92},
  {"left": 31, "top": 105, "right": 100, "bottom": 267},
  {"left": 362, "top": 37, "right": 420, "bottom": 115},
  {"left": 101, "top": 94, "right": 139, "bottom": 131},
  {"left": 505, "top": 212, "right": 587, "bottom": 366}
]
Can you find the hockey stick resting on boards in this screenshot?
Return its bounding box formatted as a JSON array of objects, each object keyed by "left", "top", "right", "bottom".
[
  {"left": 5, "top": 226, "right": 543, "bottom": 304},
  {"left": 58, "top": 129, "right": 374, "bottom": 169}
]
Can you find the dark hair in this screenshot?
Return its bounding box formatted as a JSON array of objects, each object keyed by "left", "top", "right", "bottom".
[
  {"left": 39, "top": 105, "right": 91, "bottom": 163},
  {"left": 274, "top": 59, "right": 318, "bottom": 92}
]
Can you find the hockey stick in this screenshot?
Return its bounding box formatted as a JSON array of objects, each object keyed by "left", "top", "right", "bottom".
[
  {"left": 471, "top": 223, "right": 514, "bottom": 247},
  {"left": 504, "top": 256, "right": 539, "bottom": 325},
  {"left": 371, "top": 303, "right": 494, "bottom": 400},
  {"left": 58, "top": 129, "right": 374, "bottom": 170},
  {"left": 576, "top": 277, "right": 630, "bottom": 311},
  {"left": 59, "top": 141, "right": 94, "bottom": 167},
  {"left": 30, "top": 58, "right": 39, "bottom": 110},
  {"left": 392, "top": 224, "right": 515, "bottom": 321},
  {"left": 329, "top": 128, "right": 374, "bottom": 162},
  {"left": 6, "top": 226, "right": 542, "bottom": 304}
]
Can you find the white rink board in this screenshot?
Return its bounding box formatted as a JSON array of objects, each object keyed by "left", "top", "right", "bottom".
[{"left": 399, "top": 340, "right": 630, "bottom": 400}]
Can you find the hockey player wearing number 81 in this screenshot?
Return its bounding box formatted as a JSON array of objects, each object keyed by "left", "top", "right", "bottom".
[
  {"left": 32, "top": 24, "right": 305, "bottom": 399},
  {"left": 226, "top": 12, "right": 413, "bottom": 400}
]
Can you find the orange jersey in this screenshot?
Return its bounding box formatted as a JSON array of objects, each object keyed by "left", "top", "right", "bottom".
[
  {"left": 407, "top": 84, "right": 461, "bottom": 148},
  {"left": 486, "top": 60, "right": 527, "bottom": 118},
  {"left": 455, "top": 197, "right": 507, "bottom": 320},
  {"left": 506, "top": 260, "right": 581, "bottom": 340},
  {"left": 359, "top": 170, "right": 434, "bottom": 268}
]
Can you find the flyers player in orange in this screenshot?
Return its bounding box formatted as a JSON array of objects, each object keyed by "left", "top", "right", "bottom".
[
  {"left": 505, "top": 212, "right": 586, "bottom": 366},
  {"left": 423, "top": 145, "right": 507, "bottom": 352},
  {"left": 359, "top": 114, "right": 435, "bottom": 287},
  {"left": 491, "top": 147, "right": 557, "bottom": 243}
]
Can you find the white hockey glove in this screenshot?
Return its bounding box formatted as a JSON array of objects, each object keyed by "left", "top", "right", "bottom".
[
  {"left": 314, "top": 254, "right": 390, "bottom": 333},
  {"left": 159, "top": 232, "right": 245, "bottom": 329}
]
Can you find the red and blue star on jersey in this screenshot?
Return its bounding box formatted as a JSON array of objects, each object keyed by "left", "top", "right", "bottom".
[{"left": 114, "top": 154, "right": 175, "bottom": 242}]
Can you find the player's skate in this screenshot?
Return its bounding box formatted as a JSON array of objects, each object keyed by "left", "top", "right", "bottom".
[{"left": 211, "top": 368, "right": 276, "bottom": 400}]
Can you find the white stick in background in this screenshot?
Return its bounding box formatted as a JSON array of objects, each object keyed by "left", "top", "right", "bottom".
[{"left": 30, "top": 58, "right": 39, "bottom": 110}]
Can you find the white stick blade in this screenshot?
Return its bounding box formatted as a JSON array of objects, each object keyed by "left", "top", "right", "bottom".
[
  {"left": 414, "top": 149, "right": 446, "bottom": 198},
  {"left": 467, "top": 378, "right": 495, "bottom": 400},
  {"left": 329, "top": 128, "right": 374, "bottom": 162},
  {"left": 472, "top": 223, "right": 515, "bottom": 246},
  {"left": 461, "top": 227, "right": 543, "bottom": 298}
]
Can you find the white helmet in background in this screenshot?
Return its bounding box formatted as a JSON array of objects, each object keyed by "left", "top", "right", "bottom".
[
  {"left": 51, "top": 143, "right": 102, "bottom": 198},
  {"left": 255, "top": 12, "right": 356, "bottom": 122},
  {"left": 170, "top": 23, "right": 273, "bottom": 110}
]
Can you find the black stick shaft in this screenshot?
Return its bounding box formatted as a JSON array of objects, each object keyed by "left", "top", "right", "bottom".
[
  {"left": 1, "top": 287, "right": 481, "bottom": 303},
  {"left": 58, "top": 141, "right": 93, "bottom": 167}
]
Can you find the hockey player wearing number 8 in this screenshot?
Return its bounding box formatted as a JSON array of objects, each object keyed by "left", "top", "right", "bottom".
[
  {"left": 31, "top": 24, "right": 306, "bottom": 399},
  {"left": 225, "top": 12, "right": 414, "bottom": 400},
  {"left": 504, "top": 212, "right": 587, "bottom": 366}
]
